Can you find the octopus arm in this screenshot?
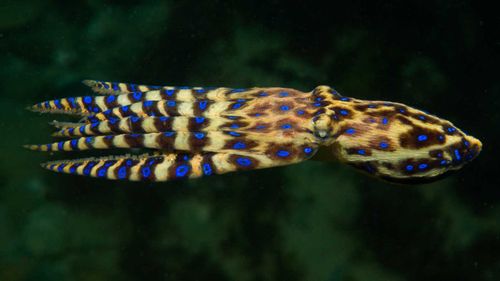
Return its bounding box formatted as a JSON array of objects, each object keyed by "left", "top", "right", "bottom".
[
  {"left": 29, "top": 87, "right": 265, "bottom": 118},
  {"left": 82, "top": 79, "right": 262, "bottom": 100},
  {"left": 38, "top": 142, "right": 317, "bottom": 181}
]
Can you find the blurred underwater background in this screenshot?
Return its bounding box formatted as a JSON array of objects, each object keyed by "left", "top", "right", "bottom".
[{"left": 0, "top": 1, "right": 499, "bottom": 280}]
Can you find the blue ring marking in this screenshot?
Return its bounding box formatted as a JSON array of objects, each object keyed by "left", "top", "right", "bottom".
[
  {"left": 83, "top": 162, "right": 96, "bottom": 176},
  {"left": 195, "top": 89, "right": 206, "bottom": 94},
  {"left": 232, "top": 102, "right": 243, "bottom": 109},
  {"left": 130, "top": 116, "right": 140, "bottom": 123},
  {"left": 230, "top": 123, "right": 240, "bottom": 129},
  {"left": 258, "top": 92, "right": 268, "bottom": 97},
  {"left": 182, "top": 155, "right": 190, "bottom": 161},
  {"left": 345, "top": 128, "right": 355, "bottom": 134},
  {"left": 236, "top": 99, "right": 246, "bottom": 103},
  {"left": 228, "top": 131, "right": 240, "bottom": 137},
  {"left": 92, "top": 106, "right": 100, "bottom": 113},
  {"left": 129, "top": 84, "right": 137, "bottom": 91},
  {"left": 255, "top": 125, "right": 266, "bottom": 130},
  {"left": 122, "top": 105, "right": 130, "bottom": 112},
  {"left": 160, "top": 116, "right": 169, "bottom": 122},
  {"left": 379, "top": 142, "right": 389, "bottom": 149},
  {"left": 304, "top": 147, "right": 313, "bottom": 154},
  {"left": 227, "top": 115, "right": 238, "bottom": 120},
  {"left": 454, "top": 149, "right": 461, "bottom": 161},
  {"left": 165, "top": 89, "right": 175, "bottom": 96},
  {"left": 463, "top": 140, "right": 470, "bottom": 147},
  {"left": 102, "top": 83, "right": 109, "bottom": 89},
  {"left": 164, "top": 131, "right": 175, "bottom": 137},
  {"left": 125, "top": 159, "right": 133, "bottom": 166},
  {"left": 417, "top": 135, "right": 428, "bottom": 142},
  {"left": 340, "top": 97, "right": 350, "bottom": 101},
  {"left": 313, "top": 102, "right": 322, "bottom": 107},
  {"left": 236, "top": 157, "right": 252, "bottom": 167},
  {"left": 405, "top": 164, "right": 414, "bottom": 171},
  {"left": 233, "top": 141, "right": 246, "bottom": 149},
  {"left": 68, "top": 127, "right": 74, "bottom": 135},
  {"left": 117, "top": 166, "right": 127, "bottom": 179},
  {"left": 382, "top": 117, "right": 388, "bottom": 125},
  {"left": 195, "top": 117, "right": 205, "bottom": 123},
  {"left": 340, "top": 110, "right": 349, "bottom": 116},
  {"left": 102, "top": 109, "right": 112, "bottom": 116},
  {"left": 440, "top": 160, "right": 448, "bottom": 166},
  {"left": 90, "top": 122, "right": 99, "bottom": 129},
  {"left": 418, "top": 163, "right": 428, "bottom": 170},
  {"left": 57, "top": 141, "right": 65, "bottom": 151},
  {"left": 106, "top": 95, "right": 116, "bottom": 104},
  {"left": 437, "top": 152, "right": 443, "bottom": 158},
  {"left": 70, "top": 139, "right": 79, "bottom": 150},
  {"left": 43, "top": 101, "right": 50, "bottom": 108},
  {"left": 276, "top": 150, "right": 290, "bottom": 157},
  {"left": 357, "top": 149, "right": 366, "bottom": 155},
  {"left": 141, "top": 166, "right": 151, "bottom": 178},
  {"left": 85, "top": 137, "right": 94, "bottom": 145},
  {"left": 438, "top": 135, "right": 444, "bottom": 141},
  {"left": 315, "top": 97, "right": 322, "bottom": 101},
  {"left": 167, "top": 100, "right": 176, "bottom": 107},
  {"left": 112, "top": 83, "right": 119, "bottom": 91},
  {"left": 97, "top": 167, "right": 108, "bottom": 177},
  {"left": 281, "top": 124, "right": 292, "bottom": 129},
  {"left": 297, "top": 110, "right": 305, "bottom": 115},
  {"left": 57, "top": 164, "right": 66, "bottom": 173},
  {"left": 253, "top": 113, "right": 262, "bottom": 117},
  {"left": 230, "top": 88, "right": 245, "bottom": 93},
  {"left": 447, "top": 127, "right": 456, "bottom": 133},
  {"left": 132, "top": 92, "right": 143, "bottom": 101},
  {"left": 69, "top": 164, "right": 77, "bottom": 174},
  {"left": 54, "top": 99, "right": 62, "bottom": 109},
  {"left": 368, "top": 104, "right": 377, "bottom": 108},
  {"left": 194, "top": 132, "right": 205, "bottom": 139},
  {"left": 175, "top": 165, "right": 190, "bottom": 177},
  {"left": 46, "top": 143, "right": 52, "bottom": 151},
  {"left": 79, "top": 126, "right": 86, "bottom": 134},
  {"left": 83, "top": 96, "right": 92, "bottom": 104},
  {"left": 280, "top": 105, "right": 290, "bottom": 111},
  {"left": 67, "top": 97, "right": 76, "bottom": 108},
  {"left": 279, "top": 91, "right": 289, "bottom": 97},
  {"left": 109, "top": 117, "right": 119, "bottom": 125},
  {"left": 202, "top": 163, "right": 212, "bottom": 176},
  {"left": 105, "top": 135, "right": 113, "bottom": 140},
  {"left": 144, "top": 100, "right": 153, "bottom": 107},
  {"left": 418, "top": 115, "right": 426, "bottom": 121}
]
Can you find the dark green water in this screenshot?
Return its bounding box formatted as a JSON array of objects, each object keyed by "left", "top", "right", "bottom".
[{"left": 1, "top": 1, "right": 498, "bottom": 280}]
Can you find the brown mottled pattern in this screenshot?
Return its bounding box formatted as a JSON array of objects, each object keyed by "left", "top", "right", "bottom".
[{"left": 26, "top": 80, "right": 481, "bottom": 183}]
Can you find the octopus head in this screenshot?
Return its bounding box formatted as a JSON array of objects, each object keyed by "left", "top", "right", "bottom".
[{"left": 326, "top": 100, "right": 482, "bottom": 183}]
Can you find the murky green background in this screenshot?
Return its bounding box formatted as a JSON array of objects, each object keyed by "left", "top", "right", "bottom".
[{"left": 1, "top": 1, "right": 498, "bottom": 280}]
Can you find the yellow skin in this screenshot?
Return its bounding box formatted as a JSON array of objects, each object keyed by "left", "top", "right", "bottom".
[{"left": 26, "top": 80, "right": 482, "bottom": 183}]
